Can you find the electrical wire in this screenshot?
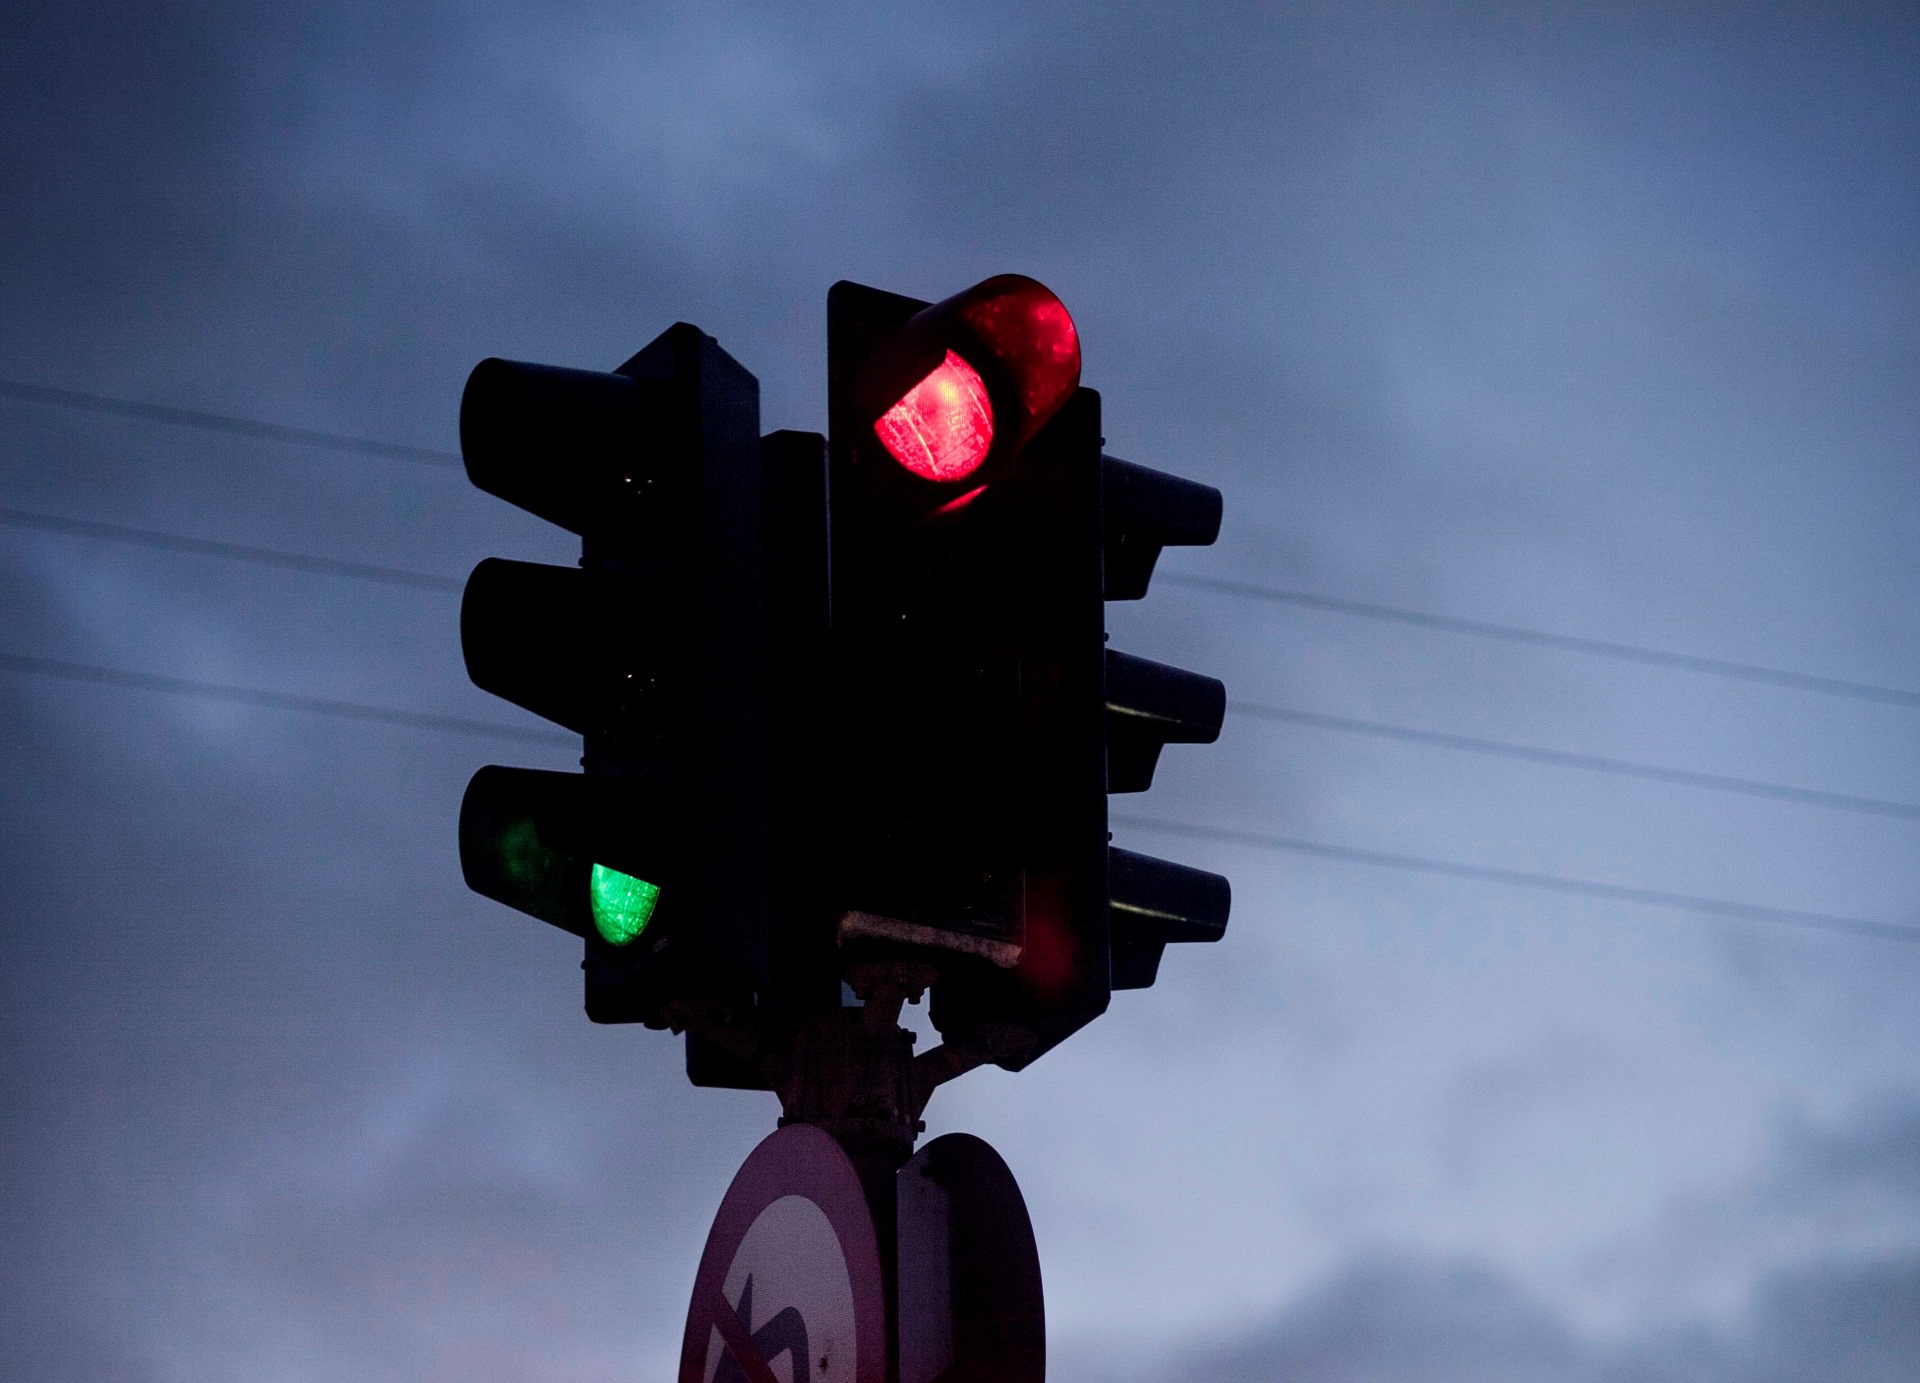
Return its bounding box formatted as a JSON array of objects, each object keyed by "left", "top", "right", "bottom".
[
  {"left": 1231, "top": 700, "right": 1920, "bottom": 823},
  {"left": 1162, "top": 572, "right": 1920, "bottom": 710},
  {"left": 6, "top": 505, "right": 1914, "bottom": 824},
  {"left": 1111, "top": 813, "right": 1920, "bottom": 946},
  {"left": 5, "top": 373, "right": 1914, "bottom": 711},
  {"left": 8, "top": 379, "right": 1918, "bottom": 937},
  {"left": 0, "top": 377, "right": 460, "bottom": 467},
  {"left": 0, "top": 651, "right": 1910, "bottom": 948},
  {"left": 0, "top": 507, "right": 465, "bottom": 592},
  {"left": 0, "top": 652, "right": 570, "bottom": 747}
]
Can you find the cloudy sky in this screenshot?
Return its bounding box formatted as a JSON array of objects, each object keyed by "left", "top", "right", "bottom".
[{"left": 2, "top": 3, "right": 1917, "bottom": 1381}]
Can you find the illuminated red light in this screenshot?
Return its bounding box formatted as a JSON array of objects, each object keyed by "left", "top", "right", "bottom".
[{"left": 874, "top": 350, "right": 995, "bottom": 482}]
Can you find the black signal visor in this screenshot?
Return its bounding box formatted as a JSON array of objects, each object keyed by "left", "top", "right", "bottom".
[
  {"left": 1106, "top": 650, "right": 1226, "bottom": 793},
  {"left": 1102, "top": 456, "right": 1222, "bottom": 600},
  {"left": 1109, "top": 848, "right": 1230, "bottom": 990},
  {"left": 460, "top": 358, "right": 670, "bottom": 537}
]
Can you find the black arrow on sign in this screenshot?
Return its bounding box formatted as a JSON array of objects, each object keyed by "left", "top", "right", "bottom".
[{"left": 709, "top": 1275, "right": 813, "bottom": 1383}]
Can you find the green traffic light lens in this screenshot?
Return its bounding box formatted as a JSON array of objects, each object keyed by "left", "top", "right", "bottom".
[{"left": 590, "top": 864, "right": 660, "bottom": 946}]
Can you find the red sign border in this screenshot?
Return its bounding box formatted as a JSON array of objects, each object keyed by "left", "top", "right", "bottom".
[{"left": 678, "top": 1124, "right": 887, "bottom": 1383}]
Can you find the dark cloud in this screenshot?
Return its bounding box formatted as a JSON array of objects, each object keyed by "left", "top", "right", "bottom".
[
  {"left": 1201, "top": 1258, "right": 1589, "bottom": 1383},
  {"left": 1152, "top": 1249, "right": 1920, "bottom": 1383},
  {"left": 3, "top": 2, "right": 1918, "bottom": 1379},
  {"left": 1775, "top": 1098, "right": 1920, "bottom": 1210}
]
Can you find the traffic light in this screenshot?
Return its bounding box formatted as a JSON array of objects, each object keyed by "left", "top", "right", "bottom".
[
  {"left": 826, "top": 276, "right": 1230, "bottom": 1071},
  {"left": 454, "top": 282, "right": 1229, "bottom": 1081},
  {"left": 455, "top": 324, "right": 777, "bottom": 1027}
]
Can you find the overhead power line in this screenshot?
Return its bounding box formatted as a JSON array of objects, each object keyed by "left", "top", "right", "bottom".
[
  {"left": 0, "top": 652, "right": 569, "bottom": 747},
  {"left": 1112, "top": 813, "right": 1920, "bottom": 947},
  {"left": 7, "top": 374, "right": 1914, "bottom": 710},
  {"left": 1164, "top": 572, "right": 1920, "bottom": 710},
  {"left": 0, "top": 507, "right": 465, "bottom": 592},
  {"left": 1232, "top": 700, "right": 1920, "bottom": 823},
  {"left": 1, "top": 650, "right": 1909, "bottom": 949},
  {"left": 6, "top": 506, "right": 1914, "bottom": 825},
  {"left": 0, "top": 377, "right": 460, "bottom": 467}
]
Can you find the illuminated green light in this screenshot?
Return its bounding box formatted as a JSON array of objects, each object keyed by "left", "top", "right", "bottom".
[{"left": 590, "top": 864, "right": 660, "bottom": 946}]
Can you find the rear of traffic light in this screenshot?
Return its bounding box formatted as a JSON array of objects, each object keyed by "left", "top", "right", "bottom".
[
  {"left": 827, "top": 275, "right": 1229, "bottom": 1070},
  {"left": 456, "top": 325, "right": 773, "bottom": 1026}
]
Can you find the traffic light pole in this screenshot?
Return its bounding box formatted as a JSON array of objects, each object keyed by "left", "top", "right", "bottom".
[
  {"left": 678, "top": 963, "right": 998, "bottom": 1165},
  {"left": 677, "top": 967, "right": 1016, "bottom": 1383}
]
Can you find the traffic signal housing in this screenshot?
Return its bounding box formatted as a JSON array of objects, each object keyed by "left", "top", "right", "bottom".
[
  {"left": 455, "top": 281, "right": 1231, "bottom": 1083},
  {"left": 456, "top": 325, "right": 775, "bottom": 1026},
  {"left": 826, "top": 276, "right": 1230, "bottom": 1071}
]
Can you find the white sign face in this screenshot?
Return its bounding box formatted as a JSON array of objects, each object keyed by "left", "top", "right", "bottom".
[
  {"left": 704, "top": 1195, "right": 859, "bottom": 1383},
  {"left": 680, "top": 1124, "right": 885, "bottom": 1383}
]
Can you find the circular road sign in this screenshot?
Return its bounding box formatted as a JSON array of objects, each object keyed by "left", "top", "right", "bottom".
[
  {"left": 679, "top": 1123, "right": 887, "bottom": 1383},
  {"left": 896, "top": 1133, "right": 1044, "bottom": 1383}
]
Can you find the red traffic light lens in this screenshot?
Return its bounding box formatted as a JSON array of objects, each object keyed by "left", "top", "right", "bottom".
[
  {"left": 959, "top": 278, "right": 1080, "bottom": 422},
  {"left": 874, "top": 350, "right": 995, "bottom": 482}
]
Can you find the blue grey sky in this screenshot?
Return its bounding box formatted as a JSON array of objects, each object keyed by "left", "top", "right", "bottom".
[{"left": 2, "top": 4, "right": 1916, "bottom": 1381}]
